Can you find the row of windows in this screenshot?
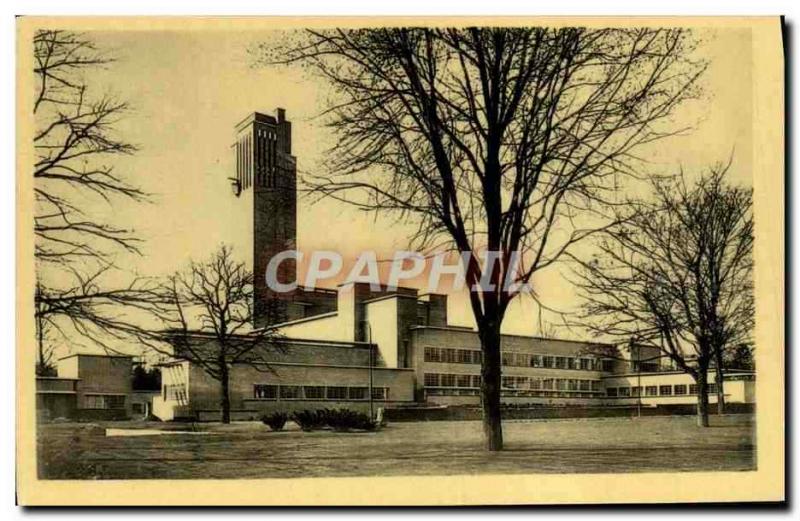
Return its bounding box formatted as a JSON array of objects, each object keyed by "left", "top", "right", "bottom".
[
  {"left": 423, "top": 347, "right": 611, "bottom": 372},
  {"left": 426, "top": 388, "right": 601, "bottom": 399},
  {"left": 253, "top": 384, "right": 389, "bottom": 401},
  {"left": 424, "top": 347, "right": 483, "bottom": 365},
  {"left": 606, "top": 383, "right": 718, "bottom": 397},
  {"left": 424, "top": 373, "right": 602, "bottom": 392},
  {"left": 83, "top": 394, "right": 126, "bottom": 410}
]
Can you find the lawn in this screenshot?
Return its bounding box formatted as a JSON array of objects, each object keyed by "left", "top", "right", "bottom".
[{"left": 37, "top": 414, "right": 756, "bottom": 479}]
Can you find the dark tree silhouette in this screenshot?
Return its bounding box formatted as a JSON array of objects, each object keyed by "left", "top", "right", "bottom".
[
  {"left": 33, "top": 30, "right": 152, "bottom": 361},
  {"left": 132, "top": 364, "right": 162, "bottom": 391},
  {"left": 726, "top": 344, "right": 755, "bottom": 371},
  {"left": 263, "top": 27, "right": 704, "bottom": 449},
  {"left": 153, "top": 245, "right": 283, "bottom": 424},
  {"left": 574, "top": 165, "right": 753, "bottom": 426}
]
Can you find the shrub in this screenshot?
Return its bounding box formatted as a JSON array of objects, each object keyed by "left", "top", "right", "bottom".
[
  {"left": 325, "top": 408, "right": 377, "bottom": 432},
  {"left": 292, "top": 410, "right": 325, "bottom": 431},
  {"left": 261, "top": 412, "right": 288, "bottom": 431}
]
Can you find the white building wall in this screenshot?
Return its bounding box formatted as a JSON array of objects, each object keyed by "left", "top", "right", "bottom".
[
  {"left": 602, "top": 371, "right": 755, "bottom": 406},
  {"left": 365, "top": 297, "right": 398, "bottom": 368}
]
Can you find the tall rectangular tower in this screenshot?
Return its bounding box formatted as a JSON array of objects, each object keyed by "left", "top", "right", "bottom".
[{"left": 232, "top": 109, "right": 297, "bottom": 326}]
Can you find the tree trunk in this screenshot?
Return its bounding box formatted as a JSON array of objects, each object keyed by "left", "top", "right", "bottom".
[
  {"left": 713, "top": 349, "right": 726, "bottom": 415},
  {"left": 479, "top": 321, "right": 503, "bottom": 451},
  {"left": 220, "top": 363, "right": 231, "bottom": 424},
  {"left": 695, "top": 370, "right": 710, "bottom": 427}
]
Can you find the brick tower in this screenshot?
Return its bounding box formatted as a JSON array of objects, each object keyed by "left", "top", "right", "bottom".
[{"left": 232, "top": 109, "right": 297, "bottom": 327}]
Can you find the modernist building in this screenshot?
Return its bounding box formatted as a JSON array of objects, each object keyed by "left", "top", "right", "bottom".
[
  {"left": 36, "top": 354, "right": 134, "bottom": 420},
  {"left": 152, "top": 109, "right": 755, "bottom": 421}
]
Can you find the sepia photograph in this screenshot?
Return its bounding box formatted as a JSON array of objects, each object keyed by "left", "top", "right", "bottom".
[{"left": 14, "top": 15, "right": 785, "bottom": 506}]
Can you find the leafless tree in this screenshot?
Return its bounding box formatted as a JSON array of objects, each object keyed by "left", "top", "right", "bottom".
[
  {"left": 573, "top": 165, "right": 753, "bottom": 426},
  {"left": 152, "top": 245, "right": 283, "bottom": 424},
  {"left": 33, "top": 30, "right": 150, "bottom": 362},
  {"left": 262, "top": 27, "right": 704, "bottom": 449}
]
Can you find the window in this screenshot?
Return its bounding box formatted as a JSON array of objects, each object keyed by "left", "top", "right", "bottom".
[
  {"left": 326, "top": 386, "right": 348, "bottom": 400},
  {"left": 132, "top": 403, "right": 144, "bottom": 414},
  {"left": 84, "top": 394, "right": 125, "bottom": 409},
  {"left": 424, "top": 373, "right": 439, "bottom": 387},
  {"left": 568, "top": 379, "right": 579, "bottom": 391},
  {"left": 580, "top": 358, "right": 592, "bottom": 370},
  {"left": 543, "top": 356, "right": 555, "bottom": 368},
  {"left": 631, "top": 386, "right": 641, "bottom": 397},
  {"left": 645, "top": 386, "right": 658, "bottom": 396},
  {"left": 555, "top": 357, "right": 567, "bottom": 369},
  {"left": 531, "top": 355, "right": 543, "bottom": 368},
  {"left": 579, "top": 380, "right": 591, "bottom": 391},
  {"left": 689, "top": 384, "right": 698, "bottom": 395},
  {"left": 607, "top": 387, "right": 618, "bottom": 397},
  {"left": 254, "top": 385, "right": 278, "bottom": 400},
  {"left": 556, "top": 379, "right": 567, "bottom": 391},
  {"left": 348, "top": 387, "right": 367, "bottom": 400},
  {"left": 531, "top": 378, "right": 542, "bottom": 390},
  {"left": 441, "top": 374, "right": 456, "bottom": 387},
  {"left": 280, "top": 385, "right": 302, "bottom": 399},
  {"left": 304, "top": 386, "right": 325, "bottom": 400},
  {"left": 659, "top": 385, "right": 673, "bottom": 396},
  {"left": 707, "top": 383, "right": 718, "bottom": 394},
  {"left": 372, "top": 387, "right": 389, "bottom": 401},
  {"left": 618, "top": 386, "right": 631, "bottom": 397},
  {"left": 471, "top": 375, "right": 482, "bottom": 388},
  {"left": 456, "top": 374, "right": 472, "bottom": 388},
  {"left": 502, "top": 376, "right": 515, "bottom": 389},
  {"left": 674, "top": 385, "right": 687, "bottom": 396},
  {"left": 424, "top": 347, "right": 443, "bottom": 363}
]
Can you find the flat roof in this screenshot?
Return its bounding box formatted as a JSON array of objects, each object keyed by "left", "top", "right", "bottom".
[{"left": 58, "top": 353, "right": 134, "bottom": 361}]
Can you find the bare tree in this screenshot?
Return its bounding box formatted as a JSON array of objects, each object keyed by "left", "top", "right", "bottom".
[
  {"left": 154, "top": 245, "right": 283, "bottom": 424},
  {"left": 33, "top": 30, "right": 150, "bottom": 360},
  {"left": 263, "top": 27, "right": 704, "bottom": 449},
  {"left": 573, "top": 165, "right": 753, "bottom": 426}
]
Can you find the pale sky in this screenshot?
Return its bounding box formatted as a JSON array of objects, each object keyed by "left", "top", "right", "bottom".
[{"left": 79, "top": 27, "right": 753, "bottom": 341}]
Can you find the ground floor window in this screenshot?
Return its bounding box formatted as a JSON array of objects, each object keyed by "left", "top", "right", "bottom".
[
  {"left": 674, "top": 384, "right": 687, "bottom": 395},
  {"left": 645, "top": 386, "right": 658, "bottom": 396},
  {"left": 253, "top": 384, "right": 390, "bottom": 402},
  {"left": 659, "top": 385, "right": 673, "bottom": 396},
  {"left": 326, "top": 386, "right": 348, "bottom": 400},
  {"left": 83, "top": 394, "right": 126, "bottom": 410},
  {"left": 280, "top": 385, "right": 302, "bottom": 400},
  {"left": 425, "top": 372, "right": 601, "bottom": 398},
  {"left": 254, "top": 384, "right": 278, "bottom": 399},
  {"left": 304, "top": 386, "right": 325, "bottom": 399}
]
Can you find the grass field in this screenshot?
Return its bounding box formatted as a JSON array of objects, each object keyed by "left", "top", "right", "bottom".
[{"left": 37, "top": 414, "right": 756, "bottom": 479}]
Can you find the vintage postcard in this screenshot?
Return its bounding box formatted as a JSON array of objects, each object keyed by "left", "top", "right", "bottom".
[{"left": 16, "top": 16, "right": 785, "bottom": 505}]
